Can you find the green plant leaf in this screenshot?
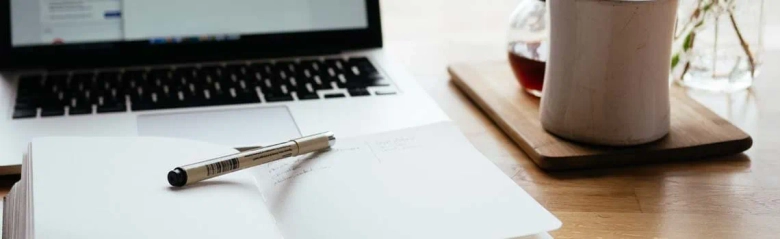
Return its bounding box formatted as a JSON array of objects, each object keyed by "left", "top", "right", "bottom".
[
  {"left": 671, "top": 54, "right": 680, "bottom": 68},
  {"left": 683, "top": 33, "right": 695, "bottom": 51},
  {"left": 703, "top": 1, "right": 714, "bottom": 11}
]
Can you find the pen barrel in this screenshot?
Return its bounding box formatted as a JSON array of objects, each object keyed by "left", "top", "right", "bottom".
[
  {"left": 178, "top": 141, "right": 299, "bottom": 185},
  {"left": 169, "top": 131, "right": 336, "bottom": 187},
  {"left": 293, "top": 132, "right": 334, "bottom": 155}
]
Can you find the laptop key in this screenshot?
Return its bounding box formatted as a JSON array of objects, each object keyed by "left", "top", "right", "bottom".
[
  {"left": 323, "top": 59, "right": 346, "bottom": 73},
  {"left": 296, "top": 88, "right": 320, "bottom": 100},
  {"left": 96, "top": 71, "right": 120, "bottom": 86},
  {"left": 97, "top": 103, "right": 126, "bottom": 113},
  {"left": 233, "top": 87, "right": 261, "bottom": 104},
  {"left": 47, "top": 73, "right": 69, "bottom": 87},
  {"left": 131, "top": 102, "right": 153, "bottom": 111},
  {"left": 223, "top": 91, "right": 260, "bottom": 104},
  {"left": 235, "top": 94, "right": 261, "bottom": 104},
  {"left": 348, "top": 88, "right": 371, "bottom": 97},
  {"left": 295, "top": 83, "right": 319, "bottom": 100},
  {"left": 131, "top": 93, "right": 155, "bottom": 111},
  {"left": 201, "top": 65, "right": 225, "bottom": 79},
  {"left": 41, "top": 106, "right": 65, "bottom": 117},
  {"left": 70, "top": 73, "right": 94, "bottom": 90},
  {"left": 324, "top": 93, "right": 345, "bottom": 99},
  {"left": 181, "top": 89, "right": 208, "bottom": 107},
  {"left": 69, "top": 106, "right": 92, "bottom": 115},
  {"left": 39, "top": 96, "right": 65, "bottom": 109},
  {"left": 13, "top": 100, "right": 37, "bottom": 110},
  {"left": 123, "top": 70, "right": 146, "bottom": 84},
  {"left": 140, "top": 95, "right": 179, "bottom": 110},
  {"left": 342, "top": 72, "right": 388, "bottom": 88},
  {"left": 264, "top": 93, "right": 294, "bottom": 102},
  {"left": 346, "top": 57, "right": 380, "bottom": 76},
  {"left": 308, "top": 75, "right": 334, "bottom": 90},
  {"left": 12, "top": 109, "right": 37, "bottom": 119},
  {"left": 17, "top": 75, "right": 44, "bottom": 94},
  {"left": 298, "top": 93, "right": 319, "bottom": 100},
  {"left": 205, "top": 88, "right": 238, "bottom": 106}
]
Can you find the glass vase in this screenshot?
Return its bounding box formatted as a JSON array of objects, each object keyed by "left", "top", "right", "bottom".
[
  {"left": 507, "top": 0, "right": 549, "bottom": 97},
  {"left": 671, "top": 0, "right": 764, "bottom": 92}
]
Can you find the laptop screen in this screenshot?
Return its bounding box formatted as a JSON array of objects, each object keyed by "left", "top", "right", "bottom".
[{"left": 10, "top": 0, "right": 369, "bottom": 47}]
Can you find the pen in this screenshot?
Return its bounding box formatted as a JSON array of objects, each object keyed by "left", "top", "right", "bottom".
[{"left": 167, "top": 132, "right": 336, "bottom": 187}]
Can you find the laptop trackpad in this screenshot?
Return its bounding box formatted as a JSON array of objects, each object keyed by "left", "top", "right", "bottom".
[{"left": 137, "top": 106, "right": 301, "bottom": 148}]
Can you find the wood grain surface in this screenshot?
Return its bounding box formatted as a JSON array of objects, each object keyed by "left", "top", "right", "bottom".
[
  {"left": 449, "top": 61, "right": 752, "bottom": 170},
  {"left": 1, "top": 0, "right": 778, "bottom": 238},
  {"left": 376, "top": 0, "right": 780, "bottom": 237}
]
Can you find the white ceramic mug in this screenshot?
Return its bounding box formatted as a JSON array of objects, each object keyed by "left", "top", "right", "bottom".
[{"left": 540, "top": 0, "right": 678, "bottom": 146}]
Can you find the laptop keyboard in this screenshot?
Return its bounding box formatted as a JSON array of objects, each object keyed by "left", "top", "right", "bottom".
[{"left": 12, "top": 56, "right": 394, "bottom": 119}]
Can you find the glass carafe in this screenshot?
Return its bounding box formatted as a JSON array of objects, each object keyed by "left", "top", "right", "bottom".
[{"left": 507, "top": 0, "right": 549, "bottom": 97}]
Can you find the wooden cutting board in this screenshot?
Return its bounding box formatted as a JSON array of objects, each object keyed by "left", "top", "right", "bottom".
[{"left": 449, "top": 61, "right": 752, "bottom": 170}]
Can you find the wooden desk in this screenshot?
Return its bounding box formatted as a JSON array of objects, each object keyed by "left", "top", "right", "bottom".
[
  {"left": 379, "top": 0, "right": 780, "bottom": 237},
  {"left": 1, "top": 1, "right": 777, "bottom": 238}
]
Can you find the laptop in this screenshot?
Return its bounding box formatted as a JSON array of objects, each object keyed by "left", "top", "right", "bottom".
[{"left": 0, "top": 0, "right": 449, "bottom": 174}]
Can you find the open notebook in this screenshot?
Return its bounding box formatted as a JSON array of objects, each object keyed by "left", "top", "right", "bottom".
[{"left": 2, "top": 122, "right": 560, "bottom": 239}]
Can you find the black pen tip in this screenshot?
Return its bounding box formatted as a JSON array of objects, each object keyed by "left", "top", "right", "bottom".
[{"left": 168, "top": 168, "right": 187, "bottom": 187}]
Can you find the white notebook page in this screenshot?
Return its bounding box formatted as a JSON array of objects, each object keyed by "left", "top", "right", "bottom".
[
  {"left": 31, "top": 137, "right": 282, "bottom": 239},
  {"left": 252, "top": 122, "right": 561, "bottom": 239}
]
